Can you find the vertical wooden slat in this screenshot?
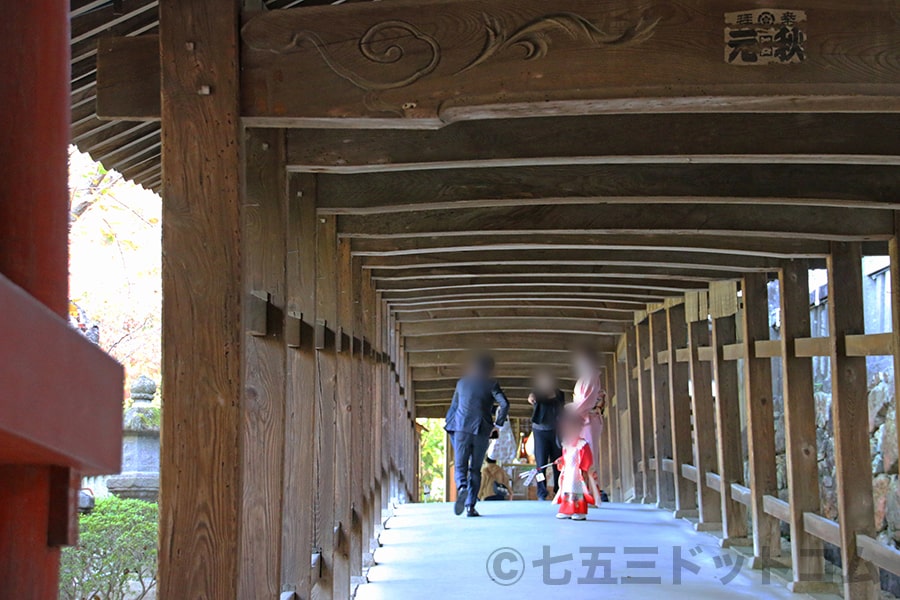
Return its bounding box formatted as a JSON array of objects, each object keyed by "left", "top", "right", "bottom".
[
  {"left": 828, "top": 242, "right": 879, "bottom": 599},
  {"left": 779, "top": 260, "right": 827, "bottom": 591},
  {"left": 625, "top": 328, "right": 643, "bottom": 502},
  {"left": 667, "top": 304, "right": 696, "bottom": 516},
  {"left": 712, "top": 312, "right": 749, "bottom": 546},
  {"left": 608, "top": 354, "right": 622, "bottom": 501},
  {"left": 890, "top": 218, "right": 900, "bottom": 482},
  {"left": 239, "top": 129, "right": 287, "bottom": 598},
  {"left": 650, "top": 310, "right": 675, "bottom": 508},
  {"left": 314, "top": 215, "right": 338, "bottom": 600},
  {"left": 334, "top": 238, "right": 354, "bottom": 597},
  {"left": 636, "top": 321, "right": 657, "bottom": 503},
  {"left": 688, "top": 318, "right": 722, "bottom": 530},
  {"left": 741, "top": 272, "right": 781, "bottom": 565},
  {"left": 158, "top": 1, "right": 243, "bottom": 597},
  {"left": 282, "top": 174, "right": 316, "bottom": 597}
]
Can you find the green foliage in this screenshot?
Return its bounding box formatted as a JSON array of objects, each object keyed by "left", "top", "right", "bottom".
[
  {"left": 417, "top": 418, "right": 446, "bottom": 502},
  {"left": 59, "top": 496, "right": 158, "bottom": 600}
]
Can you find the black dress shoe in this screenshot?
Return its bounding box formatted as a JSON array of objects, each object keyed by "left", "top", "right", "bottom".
[
  {"left": 454, "top": 491, "right": 467, "bottom": 515},
  {"left": 466, "top": 507, "right": 481, "bottom": 517}
]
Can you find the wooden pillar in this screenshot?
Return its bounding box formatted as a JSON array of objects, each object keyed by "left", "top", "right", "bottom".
[
  {"left": 779, "top": 260, "right": 826, "bottom": 591},
  {"left": 334, "top": 238, "right": 354, "bottom": 596},
  {"left": 282, "top": 174, "right": 317, "bottom": 597},
  {"left": 239, "top": 129, "right": 287, "bottom": 598},
  {"left": 649, "top": 310, "right": 675, "bottom": 508},
  {"left": 315, "top": 215, "right": 339, "bottom": 599},
  {"left": 667, "top": 304, "right": 697, "bottom": 517},
  {"left": 625, "top": 329, "right": 644, "bottom": 502},
  {"left": 158, "top": 1, "right": 244, "bottom": 597},
  {"left": 827, "top": 242, "right": 879, "bottom": 599},
  {"left": 636, "top": 321, "right": 657, "bottom": 503},
  {"left": 0, "top": 5, "right": 75, "bottom": 598},
  {"left": 607, "top": 354, "right": 622, "bottom": 501},
  {"left": 710, "top": 281, "right": 749, "bottom": 546},
  {"left": 687, "top": 307, "right": 722, "bottom": 530},
  {"left": 890, "top": 217, "right": 900, "bottom": 481},
  {"left": 741, "top": 272, "right": 781, "bottom": 565}
]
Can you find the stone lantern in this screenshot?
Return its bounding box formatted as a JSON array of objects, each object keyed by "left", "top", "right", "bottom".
[{"left": 106, "top": 375, "right": 160, "bottom": 502}]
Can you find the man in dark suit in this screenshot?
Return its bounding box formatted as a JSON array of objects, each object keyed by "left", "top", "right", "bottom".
[{"left": 444, "top": 354, "right": 510, "bottom": 517}]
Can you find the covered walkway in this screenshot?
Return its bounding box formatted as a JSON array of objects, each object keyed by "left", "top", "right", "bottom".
[{"left": 359, "top": 502, "right": 805, "bottom": 600}]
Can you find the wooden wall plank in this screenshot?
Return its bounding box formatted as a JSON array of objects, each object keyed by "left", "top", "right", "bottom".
[
  {"left": 636, "top": 321, "right": 656, "bottom": 503},
  {"left": 314, "top": 214, "right": 339, "bottom": 600},
  {"left": 827, "top": 242, "right": 879, "bottom": 599},
  {"left": 740, "top": 272, "right": 781, "bottom": 565},
  {"left": 778, "top": 259, "right": 826, "bottom": 592},
  {"left": 666, "top": 304, "right": 696, "bottom": 516},
  {"left": 649, "top": 310, "right": 675, "bottom": 508},
  {"left": 334, "top": 238, "right": 355, "bottom": 596},
  {"left": 625, "top": 328, "right": 644, "bottom": 502},
  {"left": 158, "top": 1, "right": 243, "bottom": 597},
  {"left": 688, "top": 319, "right": 722, "bottom": 530},
  {"left": 239, "top": 129, "right": 287, "bottom": 598},
  {"left": 711, "top": 313, "right": 749, "bottom": 546},
  {"left": 282, "top": 174, "right": 317, "bottom": 597}
]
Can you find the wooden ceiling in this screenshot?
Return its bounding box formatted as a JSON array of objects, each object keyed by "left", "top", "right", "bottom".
[{"left": 75, "top": 0, "right": 900, "bottom": 418}]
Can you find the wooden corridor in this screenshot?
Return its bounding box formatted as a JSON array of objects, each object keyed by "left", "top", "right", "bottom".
[{"left": 43, "top": 1, "right": 900, "bottom": 599}]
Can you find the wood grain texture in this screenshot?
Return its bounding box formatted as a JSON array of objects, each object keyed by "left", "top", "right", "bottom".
[
  {"left": 287, "top": 114, "right": 900, "bottom": 172},
  {"left": 282, "top": 174, "right": 317, "bottom": 597},
  {"left": 239, "top": 129, "right": 287, "bottom": 598},
  {"left": 624, "top": 328, "right": 644, "bottom": 502},
  {"left": 314, "top": 214, "right": 338, "bottom": 600},
  {"left": 241, "top": 0, "right": 900, "bottom": 125},
  {"left": 339, "top": 203, "right": 891, "bottom": 240},
  {"left": 827, "top": 242, "right": 879, "bottom": 599},
  {"left": 317, "top": 164, "right": 900, "bottom": 214},
  {"left": 778, "top": 259, "right": 825, "bottom": 590},
  {"left": 635, "top": 321, "right": 656, "bottom": 503},
  {"left": 711, "top": 314, "right": 748, "bottom": 544},
  {"left": 740, "top": 272, "right": 781, "bottom": 563},
  {"left": 649, "top": 311, "right": 675, "bottom": 508},
  {"left": 334, "top": 238, "right": 354, "bottom": 594},
  {"left": 666, "top": 305, "right": 696, "bottom": 514},
  {"left": 158, "top": 1, "right": 243, "bottom": 598}
]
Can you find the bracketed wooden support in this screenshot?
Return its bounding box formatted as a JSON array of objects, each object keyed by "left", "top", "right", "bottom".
[
  {"left": 827, "top": 242, "right": 879, "bottom": 599},
  {"left": 666, "top": 304, "right": 696, "bottom": 517},
  {"left": 710, "top": 281, "right": 749, "bottom": 546},
  {"left": 649, "top": 310, "right": 675, "bottom": 508},
  {"left": 741, "top": 272, "right": 781, "bottom": 566},
  {"left": 778, "top": 259, "right": 827, "bottom": 592}
]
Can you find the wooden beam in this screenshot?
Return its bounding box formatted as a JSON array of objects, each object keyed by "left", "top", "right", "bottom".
[
  {"left": 334, "top": 238, "right": 354, "bottom": 596},
  {"left": 315, "top": 214, "right": 339, "bottom": 598},
  {"left": 240, "top": 129, "right": 287, "bottom": 597},
  {"left": 827, "top": 242, "right": 879, "bottom": 599},
  {"left": 351, "top": 234, "right": 861, "bottom": 261},
  {"left": 741, "top": 272, "right": 781, "bottom": 565},
  {"left": 649, "top": 311, "right": 675, "bottom": 508},
  {"left": 407, "top": 349, "right": 588, "bottom": 368},
  {"left": 667, "top": 304, "right": 696, "bottom": 517},
  {"left": 238, "top": 0, "right": 900, "bottom": 126},
  {"left": 380, "top": 284, "right": 674, "bottom": 303},
  {"left": 403, "top": 332, "right": 615, "bottom": 353},
  {"left": 371, "top": 271, "right": 712, "bottom": 292},
  {"left": 688, "top": 318, "right": 722, "bottom": 530},
  {"left": 396, "top": 307, "right": 634, "bottom": 323},
  {"left": 624, "top": 328, "right": 643, "bottom": 502},
  {"left": 635, "top": 321, "right": 656, "bottom": 503},
  {"left": 282, "top": 174, "right": 317, "bottom": 597},
  {"left": 157, "top": 1, "right": 243, "bottom": 598},
  {"left": 315, "top": 164, "right": 900, "bottom": 214},
  {"left": 711, "top": 312, "right": 749, "bottom": 546},
  {"left": 286, "top": 114, "right": 900, "bottom": 172},
  {"left": 779, "top": 259, "right": 826, "bottom": 592},
  {"left": 339, "top": 203, "right": 891, "bottom": 241}
]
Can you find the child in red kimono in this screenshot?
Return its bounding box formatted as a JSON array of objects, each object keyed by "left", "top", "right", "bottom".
[{"left": 553, "top": 412, "right": 603, "bottom": 520}]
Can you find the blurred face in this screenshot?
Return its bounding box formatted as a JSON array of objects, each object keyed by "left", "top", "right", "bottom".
[
  {"left": 561, "top": 417, "right": 582, "bottom": 443},
  {"left": 535, "top": 371, "right": 556, "bottom": 394},
  {"left": 574, "top": 352, "right": 594, "bottom": 378}
]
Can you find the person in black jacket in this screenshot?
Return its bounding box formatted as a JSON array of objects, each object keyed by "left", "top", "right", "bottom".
[
  {"left": 528, "top": 370, "right": 565, "bottom": 501},
  {"left": 444, "top": 354, "right": 510, "bottom": 517}
]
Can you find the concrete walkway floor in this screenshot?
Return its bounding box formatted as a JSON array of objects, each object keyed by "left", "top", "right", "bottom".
[{"left": 355, "top": 501, "right": 810, "bottom": 600}]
